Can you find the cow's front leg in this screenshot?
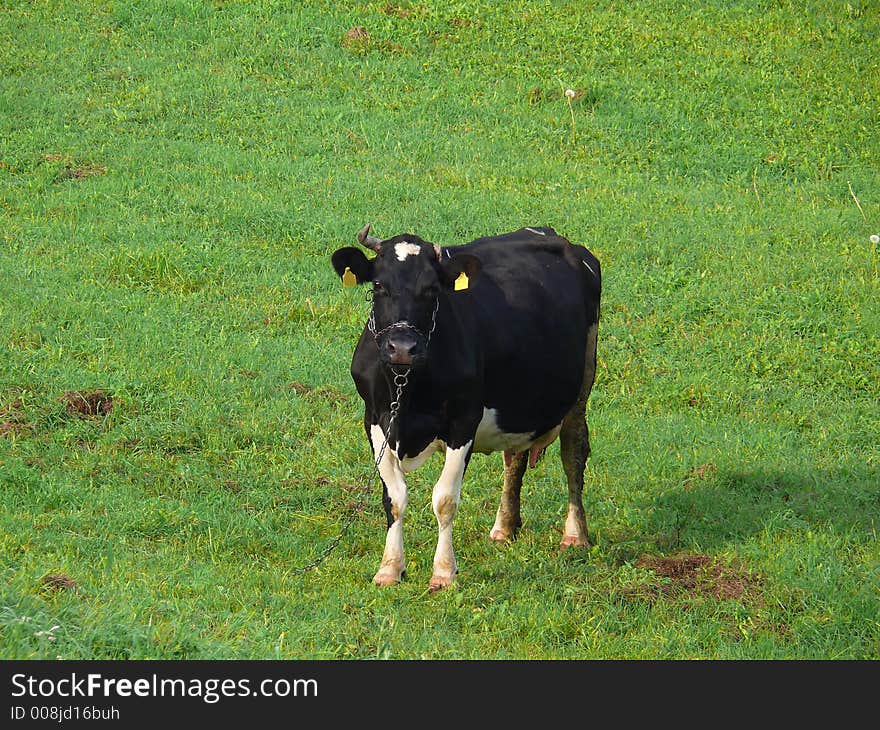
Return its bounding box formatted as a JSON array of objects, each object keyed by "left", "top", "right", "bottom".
[
  {"left": 430, "top": 440, "right": 473, "bottom": 592},
  {"left": 370, "top": 424, "right": 408, "bottom": 586}
]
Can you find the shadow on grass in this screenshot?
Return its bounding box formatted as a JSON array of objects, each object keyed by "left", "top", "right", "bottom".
[{"left": 619, "top": 463, "right": 878, "bottom": 561}]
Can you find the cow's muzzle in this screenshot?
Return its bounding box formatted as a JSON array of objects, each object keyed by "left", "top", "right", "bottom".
[
  {"left": 368, "top": 299, "right": 439, "bottom": 368},
  {"left": 380, "top": 327, "right": 424, "bottom": 367}
]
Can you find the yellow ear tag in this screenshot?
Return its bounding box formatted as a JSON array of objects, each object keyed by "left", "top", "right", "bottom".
[
  {"left": 454, "top": 271, "right": 469, "bottom": 291},
  {"left": 342, "top": 267, "right": 357, "bottom": 287}
]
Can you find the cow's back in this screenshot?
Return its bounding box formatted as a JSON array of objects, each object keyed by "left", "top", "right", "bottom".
[{"left": 449, "top": 228, "right": 600, "bottom": 437}]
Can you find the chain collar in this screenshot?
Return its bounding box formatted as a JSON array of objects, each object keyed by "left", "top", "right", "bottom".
[{"left": 366, "top": 296, "right": 440, "bottom": 351}]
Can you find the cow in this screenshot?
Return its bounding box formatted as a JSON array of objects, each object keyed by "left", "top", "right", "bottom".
[{"left": 330, "top": 224, "right": 601, "bottom": 591}]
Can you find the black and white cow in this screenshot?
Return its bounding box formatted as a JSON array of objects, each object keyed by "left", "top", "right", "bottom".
[{"left": 331, "top": 224, "right": 601, "bottom": 591}]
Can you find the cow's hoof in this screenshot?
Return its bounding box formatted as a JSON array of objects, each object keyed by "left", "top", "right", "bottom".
[
  {"left": 373, "top": 567, "right": 404, "bottom": 586},
  {"left": 429, "top": 575, "right": 454, "bottom": 592},
  {"left": 559, "top": 535, "right": 590, "bottom": 549},
  {"left": 428, "top": 564, "right": 457, "bottom": 592},
  {"left": 489, "top": 527, "right": 513, "bottom": 543}
]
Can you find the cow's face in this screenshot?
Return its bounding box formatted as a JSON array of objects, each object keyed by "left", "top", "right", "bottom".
[{"left": 332, "top": 226, "right": 480, "bottom": 368}]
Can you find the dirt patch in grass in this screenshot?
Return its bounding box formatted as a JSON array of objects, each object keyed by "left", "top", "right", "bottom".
[
  {"left": 0, "top": 421, "right": 25, "bottom": 437},
  {"left": 40, "top": 573, "right": 80, "bottom": 593},
  {"left": 341, "top": 26, "right": 408, "bottom": 54},
  {"left": 62, "top": 390, "right": 114, "bottom": 418},
  {"left": 380, "top": 3, "right": 419, "bottom": 18},
  {"left": 0, "top": 398, "right": 31, "bottom": 437},
  {"left": 629, "top": 553, "right": 763, "bottom": 604},
  {"left": 288, "top": 382, "right": 350, "bottom": 405},
  {"left": 54, "top": 162, "right": 107, "bottom": 182},
  {"left": 1, "top": 398, "right": 24, "bottom": 417},
  {"left": 342, "top": 26, "right": 370, "bottom": 47},
  {"left": 684, "top": 463, "right": 717, "bottom": 488}
]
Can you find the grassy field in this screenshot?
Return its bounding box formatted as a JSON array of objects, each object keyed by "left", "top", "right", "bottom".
[{"left": 1, "top": 0, "right": 878, "bottom": 659}]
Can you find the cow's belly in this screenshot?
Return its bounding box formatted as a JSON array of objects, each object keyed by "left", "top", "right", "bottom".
[{"left": 472, "top": 407, "right": 560, "bottom": 455}]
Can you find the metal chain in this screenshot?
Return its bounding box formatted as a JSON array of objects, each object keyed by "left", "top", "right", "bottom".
[
  {"left": 287, "top": 291, "right": 437, "bottom": 576},
  {"left": 287, "top": 368, "right": 410, "bottom": 577},
  {"left": 367, "top": 298, "right": 439, "bottom": 349}
]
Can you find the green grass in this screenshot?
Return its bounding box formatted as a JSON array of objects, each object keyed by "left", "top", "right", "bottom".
[{"left": 1, "top": 0, "right": 878, "bottom": 659}]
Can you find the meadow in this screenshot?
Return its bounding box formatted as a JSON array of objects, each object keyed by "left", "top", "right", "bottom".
[{"left": 1, "top": 0, "right": 878, "bottom": 659}]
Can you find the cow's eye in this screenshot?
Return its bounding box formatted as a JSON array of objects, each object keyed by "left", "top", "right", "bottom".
[{"left": 372, "top": 281, "right": 386, "bottom": 295}]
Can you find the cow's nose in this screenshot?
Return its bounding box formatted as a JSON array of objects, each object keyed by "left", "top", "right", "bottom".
[{"left": 386, "top": 337, "right": 418, "bottom": 365}]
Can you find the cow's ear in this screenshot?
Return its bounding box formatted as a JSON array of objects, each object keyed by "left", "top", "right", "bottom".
[
  {"left": 439, "top": 253, "right": 481, "bottom": 291},
  {"left": 331, "top": 247, "right": 374, "bottom": 286}
]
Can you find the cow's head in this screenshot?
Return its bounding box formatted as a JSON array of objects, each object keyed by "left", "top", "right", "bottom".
[{"left": 332, "top": 225, "right": 481, "bottom": 368}]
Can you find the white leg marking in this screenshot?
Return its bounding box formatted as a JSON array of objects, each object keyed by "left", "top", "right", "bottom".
[
  {"left": 490, "top": 510, "right": 513, "bottom": 542},
  {"left": 561, "top": 504, "right": 589, "bottom": 548},
  {"left": 430, "top": 440, "right": 473, "bottom": 590},
  {"left": 394, "top": 242, "right": 422, "bottom": 261},
  {"left": 370, "top": 424, "right": 408, "bottom": 585}
]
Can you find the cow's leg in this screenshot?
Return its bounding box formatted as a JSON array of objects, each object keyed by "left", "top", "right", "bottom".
[
  {"left": 370, "top": 424, "right": 408, "bottom": 586},
  {"left": 490, "top": 450, "right": 527, "bottom": 542},
  {"left": 430, "top": 440, "right": 473, "bottom": 592},
  {"left": 559, "top": 322, "right": 598, "bottom": 549}
]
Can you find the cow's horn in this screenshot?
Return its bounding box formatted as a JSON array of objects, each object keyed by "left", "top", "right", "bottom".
[{"left": 357, "top": 224, "right": 383, "bottom": 251}]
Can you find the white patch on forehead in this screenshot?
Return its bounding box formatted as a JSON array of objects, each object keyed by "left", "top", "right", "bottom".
[{"left": 394, "top": 242, "right": 422, "bottom": 261}]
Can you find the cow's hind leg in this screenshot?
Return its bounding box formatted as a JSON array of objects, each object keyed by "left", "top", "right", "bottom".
[
  {"left": 490, "top": 450, "right": 527, "bottom": 542},
  {"left": 559, "top": 322, "right": 598, "bottom": 549}
]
